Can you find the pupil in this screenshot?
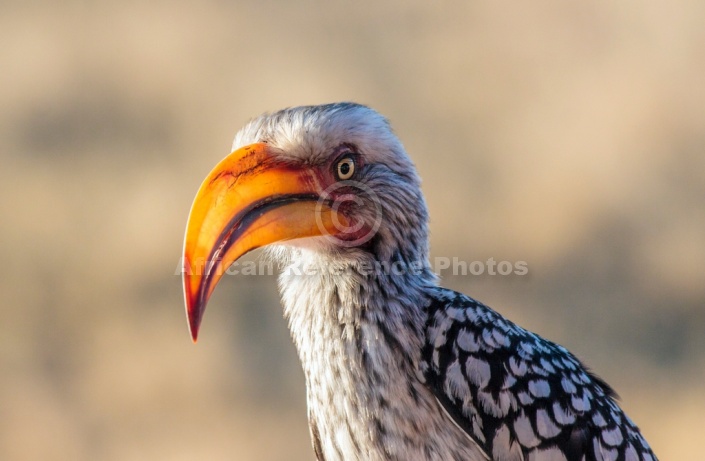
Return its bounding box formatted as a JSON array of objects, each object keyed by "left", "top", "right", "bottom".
[{"left": 340, "top": 162, "right": 350, "bottom": 175}]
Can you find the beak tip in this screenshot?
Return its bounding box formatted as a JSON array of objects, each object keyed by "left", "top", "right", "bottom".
[
  {"left": 188, "top": 317, "right": 199, "bottom": 343},
  {"left": 184, "top": 267, "right": 205, "bottom": 343},
  {"left": 187, "top": 304, "right": 202, "bottom": 344}
]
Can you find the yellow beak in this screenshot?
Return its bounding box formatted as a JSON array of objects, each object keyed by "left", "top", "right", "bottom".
[{"left": 182, "top": 143, "right": 345, "bottom": 341}]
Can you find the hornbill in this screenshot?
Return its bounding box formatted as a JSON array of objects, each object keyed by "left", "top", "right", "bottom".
[{"left": 182, "top": 103, "right": 657, "bottom": 461}]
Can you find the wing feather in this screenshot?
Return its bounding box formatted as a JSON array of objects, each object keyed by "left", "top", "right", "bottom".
[{"left": 421, "top": 288, "right": 657, "bottom": 461}]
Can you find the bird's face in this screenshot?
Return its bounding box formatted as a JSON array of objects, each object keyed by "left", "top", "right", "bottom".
[{"left": 183, "top": 103, "right": 427, "bottom": 340}]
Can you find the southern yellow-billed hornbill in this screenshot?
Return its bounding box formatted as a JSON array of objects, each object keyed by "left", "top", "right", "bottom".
[{"left": 182, "top": 103, "right": 657, "bottom": 461}]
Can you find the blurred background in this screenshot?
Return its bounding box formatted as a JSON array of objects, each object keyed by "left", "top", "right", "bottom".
[{"left": 1, "top": 1, "right": 703, "bottom": 459}]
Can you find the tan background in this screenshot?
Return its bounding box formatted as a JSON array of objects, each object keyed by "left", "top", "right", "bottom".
[{"left": 1, "top": 1, "right": 703, "bottom": 459}]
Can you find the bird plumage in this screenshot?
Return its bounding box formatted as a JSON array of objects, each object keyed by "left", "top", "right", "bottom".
[
  {"left": 423, "top": 289, "right": 656, "bottom": 461},
  {"left": 183, "top": 102, "right": 657, "bottom": 460}
]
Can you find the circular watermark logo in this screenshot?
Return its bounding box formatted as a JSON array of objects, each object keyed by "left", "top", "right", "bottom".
[{"left": 315, "top": 180, "right": 383, "bottom": 247}]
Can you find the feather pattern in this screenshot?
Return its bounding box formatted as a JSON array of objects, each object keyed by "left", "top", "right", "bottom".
[{"left": 421, "top": 288, "right": 658, "bottom": 461}]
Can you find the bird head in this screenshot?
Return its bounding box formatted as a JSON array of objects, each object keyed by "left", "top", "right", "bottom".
[{"left": 183, "top": 103, "right": 430, "bottom": 341}]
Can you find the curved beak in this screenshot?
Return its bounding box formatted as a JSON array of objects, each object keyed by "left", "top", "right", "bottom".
[{"left": 182, "top": 143, "right": 345, "bottom": 342}]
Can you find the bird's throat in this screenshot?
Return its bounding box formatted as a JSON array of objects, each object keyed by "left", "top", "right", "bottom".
[{"left": 276, "top": 249, "right": 437, "bottom": 459}]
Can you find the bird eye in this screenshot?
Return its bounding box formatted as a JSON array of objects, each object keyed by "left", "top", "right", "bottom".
[{"left": 336, "top": 157, "right": 355, "bottom": 180}]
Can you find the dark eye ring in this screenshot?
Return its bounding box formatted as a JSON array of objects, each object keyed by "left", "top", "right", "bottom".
[{"left": 336, "top": 156, "right": 355, "bottom": 180}]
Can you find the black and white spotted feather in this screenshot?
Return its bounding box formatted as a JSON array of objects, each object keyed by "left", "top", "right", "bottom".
[{"left": 421, "top": 288, "right": 657, "bottom": 461}]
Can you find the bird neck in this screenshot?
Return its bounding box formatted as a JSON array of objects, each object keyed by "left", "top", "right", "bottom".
[
  {"left": 278, "top": 249, "right": 435, "bottom": 362},
  {"left": 277, "top": 248, "right": 438, "bottom": 457}
]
